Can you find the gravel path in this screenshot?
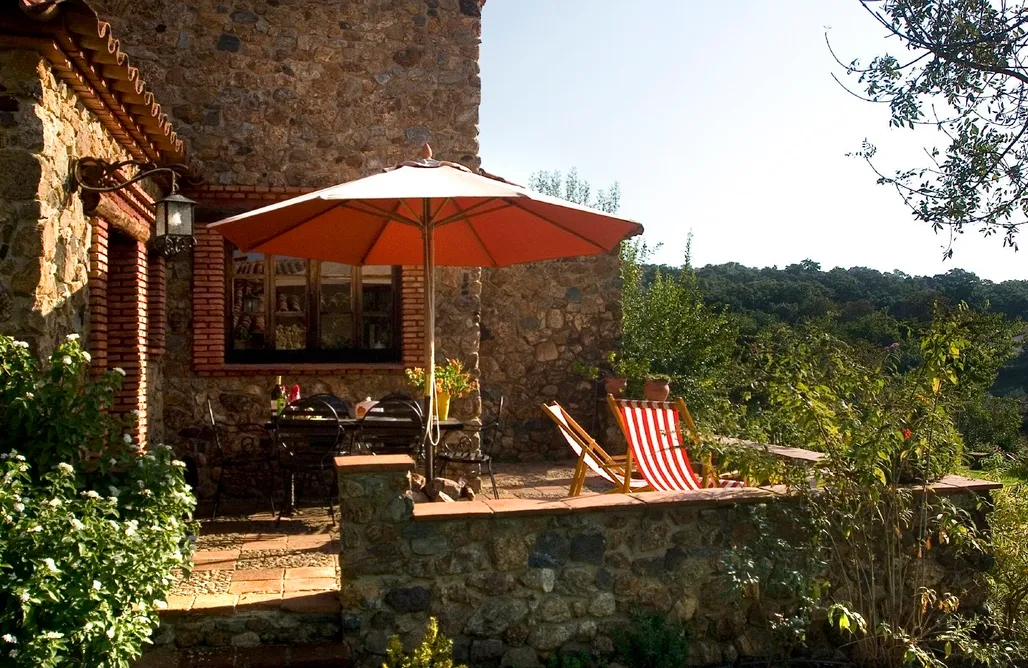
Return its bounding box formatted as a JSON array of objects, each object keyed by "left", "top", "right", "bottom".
[
  {"left": 171, "top": 569, "right": 231, "bottom": 596},
  {"left": 236, "top": 549, "right": 335, "bottom": 570}
]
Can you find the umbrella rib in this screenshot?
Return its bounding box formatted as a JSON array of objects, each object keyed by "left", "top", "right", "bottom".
[
  {"left": 432, "top": 198, "right": 512, "bottom": 227},
  {"left": 448, "top": 200, "right": 499, "bottom": 267},
  {"left": 359, "top": 200, "right": 404, "bottom": 265},
  {"left": 245, "top": 200, "right": 345, "bottom": 251},
  {"left": 503, "top": 198, "right": 608, "bottom": 252},
  {"left": 398, "top": 198, "right": 424, "bottom": 225},
  {"left": 338, "top": 201, "right": 421, "bottom": 228}
]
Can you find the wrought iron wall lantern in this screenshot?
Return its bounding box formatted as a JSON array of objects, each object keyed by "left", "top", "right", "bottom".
[{"left": 72, "top": 157, "right": 197, "bottom": 258}]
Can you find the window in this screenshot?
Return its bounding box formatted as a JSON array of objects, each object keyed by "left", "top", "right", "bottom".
[{"left": 228, "top": 249, "right": 401, "bottom": 364}]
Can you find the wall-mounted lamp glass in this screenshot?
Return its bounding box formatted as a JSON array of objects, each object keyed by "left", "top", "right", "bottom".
[{"left": 72, "top": 158, "right": 197, "bottom": 258}]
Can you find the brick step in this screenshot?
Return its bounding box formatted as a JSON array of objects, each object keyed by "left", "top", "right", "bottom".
[{"left": 135, "top": 642, "right": 350, "bottom": 667}]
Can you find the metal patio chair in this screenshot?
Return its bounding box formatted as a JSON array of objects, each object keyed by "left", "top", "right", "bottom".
[{"left": 435, "top": 394, "right": 503, "bottom": 499}]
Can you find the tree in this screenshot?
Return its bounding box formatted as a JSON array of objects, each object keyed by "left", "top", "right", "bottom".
[
  {"left": 528, "top": 167, "right": 621, "bottom": 213},
  {"left": 839, "top": 0, "right": 1028, "bottom": 256}
]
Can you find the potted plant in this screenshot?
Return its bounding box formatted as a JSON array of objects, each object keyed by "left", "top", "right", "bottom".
[
  {"left": 608, "top": 351, "right": 650, "bottom": 398},
  {"left": 643, "top": 374, "right": 672, "bottom": 401},
  {"left": 405, "top": 358, "right": 477, "bottom": 420}
]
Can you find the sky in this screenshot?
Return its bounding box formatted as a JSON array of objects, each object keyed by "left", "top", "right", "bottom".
[{"left": 478, "top": 0, "right": 1026, "bottom": 283}]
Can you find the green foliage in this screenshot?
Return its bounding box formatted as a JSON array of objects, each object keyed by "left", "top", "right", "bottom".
[
  {"left": 754, "top": 305, "right": 1019, "bottom": 483},
  {"left": 746, "top": 310, "right": 1025, "bottom": 667},
  {"left": 955, "top": 394, "right": 1026, "bottom": 453},
  {"left": 0, "top": 334, "right": 196, "bottom": 667},
  {"left": 545, "top": 650, "right": 590, "bottom": 668},
  {"left": 620, "top": 239, "right": 740, "bottom": 425},
  {"left": 613, "top": 612, "right": 690, "bottom": 668},
  {"left": 840, "top": 0, "right": 1028, "bottom": 255},
  {"left": 382, "top": 618, "right": 464, "bottom": 668},
  {"left": 722, "top": 501, "right": 825, "bottom": 662},
  {"left": 989, "top": 485, "right": 1028, "bottom": 644}
]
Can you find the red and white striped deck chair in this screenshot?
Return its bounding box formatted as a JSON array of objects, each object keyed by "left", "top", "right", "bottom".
[
  {"left": 607, "top": 395, "right": 745, "bottom": 491},
  {"left": 542, "top": 402, "right": 650, "bottom": 496}
]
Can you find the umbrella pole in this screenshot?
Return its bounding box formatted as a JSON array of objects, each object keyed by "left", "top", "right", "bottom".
[{"left": 423, "top": 197, "right": 435, "bottom": 481}]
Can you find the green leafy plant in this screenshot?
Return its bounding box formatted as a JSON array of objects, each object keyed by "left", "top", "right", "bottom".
[
  {"left": 0, "top": 334, "right": 196, "bottom": 667},
  {"left": 546, "top": 649, "right": 590, "bottom": 668},
  {"left": 989, "top": 484, "right": 1028, "bottom": 645},
  {"left": 570, "top": 360, "right": 601, "bottom": 382},
  {"left": 382, "top": 617, "right": 465, "bottom": 668},
  {"left": 751, "top": 309, "right": 1024, "bottom": 667},
  {"left": 613, "top": 611, "right": 690, "bottom": 668},
  {"left": 620, "top": 237, "right": 740, "bottom": 423}
]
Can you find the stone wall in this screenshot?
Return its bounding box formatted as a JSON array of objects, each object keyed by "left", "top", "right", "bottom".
[
  {"left": 92, "top": 0, "right": 483, "bottom": 187},
  {"left": 0, "top": 49, "right": 130, "bottom": 357},
  {"left": 84, "top": 0, "right": 488, "bottom": 482},
  {"left": 336, "top": 455, "right": 996, "bottom": 668},
  {"left": 479, "top": 254, "right": 622, "bottom": 460}
]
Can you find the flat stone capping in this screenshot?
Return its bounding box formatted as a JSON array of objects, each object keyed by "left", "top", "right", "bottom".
[
  {"left": 334, "top": 454, "right": 416, "bottom": 473},
  {"left": 714, "top": 436, "right": 825, "bottom": 463},
  {"left": 408, "top": 477, "right": 1001, "bottom": 521}
]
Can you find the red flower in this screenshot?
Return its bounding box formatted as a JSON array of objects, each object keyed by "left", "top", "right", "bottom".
[{"left": 903, "top": 428, "right": 912, "bottom": 440}]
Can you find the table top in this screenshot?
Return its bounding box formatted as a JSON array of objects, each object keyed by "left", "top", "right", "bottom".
[{"left": 266, "top": 416, "right": 471, "bottom": 430}]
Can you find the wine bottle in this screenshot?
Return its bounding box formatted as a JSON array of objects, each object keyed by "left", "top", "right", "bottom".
[{"left": 271, "top": 375, "right": 284, "bottom": 417}]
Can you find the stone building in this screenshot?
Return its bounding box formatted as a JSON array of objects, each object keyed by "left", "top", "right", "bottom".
[{"left": 0, "top": 0, "right": 622, "bottom": 489}]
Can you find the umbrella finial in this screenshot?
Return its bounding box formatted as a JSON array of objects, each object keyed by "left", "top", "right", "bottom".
[{"left": 419, "top": 144, "right": 433, "bottom": 160}]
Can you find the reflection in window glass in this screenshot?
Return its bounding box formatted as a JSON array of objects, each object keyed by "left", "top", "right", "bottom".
[
  {"left": 231, "top": 251, "right": 266, "bottom": 350},
  {"left": 273, "top": 257, "right": 307, "bottom": 350},
  {"left": 361, "top": 265, "right": 394, "bottom": 350},
  {"left": 320, "top": 262, "right": 353, "bottom": 349}
]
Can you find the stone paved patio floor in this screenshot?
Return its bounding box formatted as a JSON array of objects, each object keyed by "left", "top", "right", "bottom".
[{"left": 170, "top": 505, "right": 340, "bottom": 616}]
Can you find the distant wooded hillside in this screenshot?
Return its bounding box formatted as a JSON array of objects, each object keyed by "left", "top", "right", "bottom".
[{"left": 645, "top": 261, "right": 1028, "bottom": 396}]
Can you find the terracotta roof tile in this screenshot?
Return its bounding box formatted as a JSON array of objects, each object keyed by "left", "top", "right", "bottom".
[{"left": 1, "top": 0, "right": 187, "bottom": 165}]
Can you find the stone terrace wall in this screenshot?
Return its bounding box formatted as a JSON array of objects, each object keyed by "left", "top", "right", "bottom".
[
  {"left": 92, "top": 0, "right": 483, "bottom": 187},
  {"left": 0, "top": 50, "right": 131, "bottom": 357},
  {"left": 336, "top": 456, "right": 998, "bottom": 667},
  {"left": 479, "top": 254, "right": 622, "bottom": 460}
]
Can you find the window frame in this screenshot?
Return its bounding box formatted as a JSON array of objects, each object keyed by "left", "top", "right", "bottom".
[{"left": 224, "top": 244, "right": 402, "bottom": 365}]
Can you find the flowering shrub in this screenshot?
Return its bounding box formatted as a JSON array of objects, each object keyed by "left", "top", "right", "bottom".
[{"left": 0, "top": 334, "right": 195, "bottom": 667}]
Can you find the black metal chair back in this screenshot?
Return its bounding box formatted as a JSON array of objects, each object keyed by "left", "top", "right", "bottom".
[
  {"left": 480, "top": 394, "right": 505, "bottom": 454},
  {"left": 357, "top": 394, "right": 425, "bottom": 455},
  {"left": 276, "top": 396, "right": 344, "bottom": 458}
]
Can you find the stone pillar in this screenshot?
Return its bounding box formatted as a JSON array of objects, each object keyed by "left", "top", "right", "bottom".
[{"left": 336, "top": 455, "right": 416, "bottom": 666}]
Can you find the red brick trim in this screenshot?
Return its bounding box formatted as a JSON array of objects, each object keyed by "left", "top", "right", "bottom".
[
  {"left": 192, "top": 223, "right": 425, "bottom": 376},
  {"left": 183, "top": 185, "right": 319, "bottom": 209},
  {"left": 87, "top": 218, "right": 109, "bottom": 376},
  {"left": 108, "top": 236, "right": 148, "bottom": 444},
  {"left": 148, "top": 254, "right": 166, "bottom": 356}
]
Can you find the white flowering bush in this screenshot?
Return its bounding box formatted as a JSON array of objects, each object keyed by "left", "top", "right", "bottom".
[{"left": 0, "top": 334, "right": 196, "bottom": 667}]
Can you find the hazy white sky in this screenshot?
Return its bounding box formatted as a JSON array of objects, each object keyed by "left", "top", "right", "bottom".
[{"left": 478, "top": 0, "right": 1026, "bottom": 282}]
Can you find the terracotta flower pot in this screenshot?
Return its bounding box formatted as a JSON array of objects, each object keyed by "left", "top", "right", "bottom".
[
  {"left": 604, "top": 377, "right": 628, "bottom": 397},
  {"left": 643, "top": 378, "right": 671, "bottom": 402}
]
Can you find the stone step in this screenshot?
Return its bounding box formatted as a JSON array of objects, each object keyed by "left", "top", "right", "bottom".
[
  {"left": 135, "top": 642, "right": 350, "bottom": 667},
  {"left": 138, "top": 590, "right": 343, "bottom": 665}
]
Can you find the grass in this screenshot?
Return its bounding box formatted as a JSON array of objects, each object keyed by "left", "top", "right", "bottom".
[{"left": 954, "top": 464, "right": 1028, "bottom": 487}]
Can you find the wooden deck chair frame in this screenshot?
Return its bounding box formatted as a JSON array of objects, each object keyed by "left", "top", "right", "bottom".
[
  {"left": 541, "top": 402, "right": 649, "bottom": 496},
  {"left": 606, "top": 394, "right": 722, "bottom": 489}
]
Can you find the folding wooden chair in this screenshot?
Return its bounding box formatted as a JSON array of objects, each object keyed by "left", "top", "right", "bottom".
[
  {"left": 607, "top": 395, "right": 745, "bottom": 491},
  {"left": 542, "top": 402, "right": 650, "bottom": 496}
]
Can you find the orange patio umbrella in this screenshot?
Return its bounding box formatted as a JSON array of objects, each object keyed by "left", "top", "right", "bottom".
[{"left": 209, "top": 147, "right": 644, "bottom": 478}]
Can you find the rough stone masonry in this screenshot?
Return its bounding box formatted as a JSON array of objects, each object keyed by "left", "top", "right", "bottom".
[{"left": 336, "top": 455, "right": 997, "bottom": 668}]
